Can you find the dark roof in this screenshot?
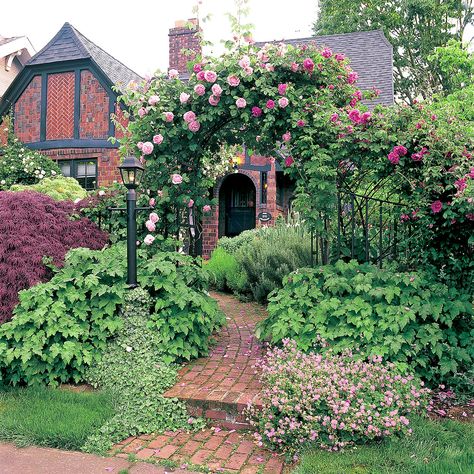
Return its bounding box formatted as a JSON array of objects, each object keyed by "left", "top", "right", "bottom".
[
  {"left": 256, "top": 30, "right": 394, "bottom": 106},
  {"left": 27, "top": 22, "right": 142, "bottom": 89}
]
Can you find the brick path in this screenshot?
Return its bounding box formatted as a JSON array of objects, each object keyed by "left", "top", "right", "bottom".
[{"left": 164, "top": 292, "right": 266, "bottom": 430}]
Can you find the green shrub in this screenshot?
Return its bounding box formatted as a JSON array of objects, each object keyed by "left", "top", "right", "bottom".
[
  {"left": 217, "top": 228, "right": 265, "bottom": 255},
  {"left": 0, "top": 244, "right": 224, "bottom": 385},
  {"left": 10, "top": 177, "right": 87, "bottom": 201},
  {"left": 205, "top": 247, "right": 242, "bottom": 291},
  {"left": 258, "top": 261, "right": 474, "bottom": 387}
]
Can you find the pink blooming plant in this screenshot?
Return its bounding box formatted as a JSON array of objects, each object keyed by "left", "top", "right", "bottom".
[
  {"left": 183, "top": 111, "right": 196, "bottom": 123},
  {"left": 297, "top": 120, "right": 305, "bottom": 127},
  {"left": 227, "top": 75, "right": 240, "bottom": 87},
  {"left": 144, "top": 234, "right": 155, "bottom": 245},
  {"left": 180, "top": 92, "right": 190, "bottom": 104},
  {"left": 266, "top": 100, "right": 275, "bottom": 109},
  {"left": 303, "top": 58, "right": 314, "bottom": 72},
  {"left": 163, "top": 112, "right": 174, "bottom": 122},
  {"left": 282, "top": 132, "right": 291, "bottom": 142},
  {"left": 171, "top": 174, "right": 183, "bottom": 185},
  {"left": 138, "top": 107, "right": 147, "bottom": 118},
  {"left": 285, "top": 156, "right": 294, "bottom": 167},
  {"left": 149, "top": 212, "right": 159, "bottom": 223},
  {"left": 148, "top": 95, "right": 160, "bottom": 106},
  {"left": 194, "top": 84, "right": 206, "bottom": 96},
  {"left": 252, "top": 106, "right": 263, "bottom": 118},
  {"left": 141, "top": 142, "right": 154, "bottom": 155},
  {"left": 145, "top": 220, "right": 156, "bottom": 232},
  {"left": 153, "top": 134, "right": 163, "bottom": 145},
  {"left": 188, "top": 199, "right": 194, "bottom": 208},
  {"left": 196, "top": 70, "right": 206, "bottom": 81},
  {"left": 335, "top": 53, "right": 345, "bottom": 61},
  {"left": 278, "top": 97, "right": 289, "bottom": 108},
  {"left": 322, "top": 48, "right": 332, "bottom": 58},
  {"left": 193, "top": 63, "right": 202, "bottom": 73},
  {"left": 347, "top": 71, "right": 358, "bottom": 84},
  {"left": 278, "top": 83, "right": 288, "bottom": 95},
  {"left": 238, "top": 55, "right": 251, "bottom": 68},
  {"left": 211, "top": 84, "right": 223, "bottom": 96},
  {"left": 203, "top": 205, "right": 212, "bottom": 213},
  {"left": 209, "top": 95, "right": 220, "bottom": 106},
  {"left": 168, "top": 69, "right": 179, "bottom": 79},
  {"left": 204, "top": 70, "right": 217, "bottom": 83},
  {"left": 236, "top": 97, "right": 247, "bottom": 108},
  {"left": 149, "top": 198, "right": 155, "bottom": 207},
  {"left": 431, "top": 200, "right": 443, "bottom": 214},
  {"left": 188, "top": 120, "right": 201, "bottom": 132}
]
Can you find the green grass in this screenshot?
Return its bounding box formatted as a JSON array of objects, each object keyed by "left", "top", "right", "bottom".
[
  {"left": 0, "top": 385, "right": 114, "bottom": 450},
  {"left": 293, "top": 416, "right": 474, "bottom": 474}
]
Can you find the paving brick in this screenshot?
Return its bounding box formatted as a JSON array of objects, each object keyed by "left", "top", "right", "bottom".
[
  {"left": 135, "top": 448, "right": 156, "bottom": 459},
  {"left": 153, "top": 444, "right": 178, "bottom": 459},
  {"left": 225, "top": 452, "right": 249, "bottom": 471},
  {"left": 190, "top": 449, "right": 213, "bottom": 464},
  {"left": 178, "top": 440, "right": 202, "bottom": 456},
  {"left": 202, "top": 435, "right": 224, "bottom": 451},
  {"left": 147, "top": 435, "right": 171, "bottom": 449},
  {"left": 214, "top": 443, "right": 234, "bottom": 460}
]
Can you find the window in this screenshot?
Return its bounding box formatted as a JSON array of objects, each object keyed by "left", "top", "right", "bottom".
[
  {"left": 58, "top": 159, "right": 97, "bottom": 190},
  {"left": 261, "top": 171, "right": 267, "bottom": 204}
]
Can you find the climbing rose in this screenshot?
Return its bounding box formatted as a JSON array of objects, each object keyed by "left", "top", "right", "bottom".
[
  {"left": 303, "top": 58, "right": 314, "bottom": 72},
  {"left": 291, "top": 62, "right": 299, "bottom": 72},
  {"left": 468, "top": 168, "right": 474, "bottom": 179},
  {"left": 278, "top": 97, "right": 289, "bottom": 108},
  {"left": 203, "top": 205, "right": 212, "bottom": 213},
  {"left": 153, "top": 134, "right": 163, "bottom": 145},
  {"left": 330, "top": 113, "right": 339, "bottom": 123},
  {"left": 347, "top": 71, "right": 358, "bottom": 84},
  {"left": 138, "top": 107, "right": 147, "bottom": 118},
  {"left": 393, "top": 145, "right": 408, "bottom": 156},
  {"left": 149, "top": 212, "right": 159, "bottom": 223},
  {"left": 431, "top": 114, "right": 438, "bottom": 121},
  {"left": 211, "top": 84, "right": 223, "bottom": 96},
  {"left": 278, "top": 83, "right": 288, "bottom": 95},
  {"left": 244, "top": 66, "right": 254, "bottom": 76},
  {"left": 196, "top": 70, "right": 206, "bottom": 81},
  {"left": 227, "top": 75, "right": 240, "bottom": 87},
  {"left": 148, "top": 95, "right": 160, "bottom": 106},
  {"left": 209, "top": 95, "right": 220, "bottom": 106},
  {"left": 183, "top": 111, "right": 196, "bottom": 123},
  {"left": 322, "top": 48, "right": 332, "bottom": 58},
  {"left": 387, "top": 152, "right": 400, "bottom": 165},
  {"left": 145, "top": 220, "right": 155, "bottom": 232},
  {"left": 282, "top": 132, "right": 291, "bottom": 142},
  {"left": 454, "top": 178, "right": 467, "bottom": 193},
  {"left": 297, "top": 120, "right": 305, "bottom": 127},
  {"left": 168, "top": 69, "right": 179, "bottom": 79},
  {"left": 411, "top": 152, "right": 423, "bottom": 162},
  {"left": 193, "top": 63, "right": 202, "bottom": 73},
  {"left": 431, "top": 200, "right": 443, "bottom": 214},
  {"left": 180, "top": 92, "right": 190, "bottom": 104},
  {"left": 141, "top": 142, "right": 154, "bottom": 155},
  {"left": 238, "top": 55, "right": 251, "bottom": 68},
  {"left": 171, "top": 174, "right": 183, "bottom": 184},
  {"left": 236, "top": 97, "right": 247, "bottom": 108},
  {"left": 252, "top": 106, "right": 263, "bottom": 117},
  {"left": 149, "top": 198, "right": 155, "bottom": 207},
  {"left": 144, "top": 234, "right": 155, "bottom": 245},
  {"left": 257, "top": 49, "right": 269, "bottom": 62},
  {"left": 266, "top": 100, "right": 275, "bottom": 109},
  {"left": 204, "top": 70, "right": 217, "bottom": 83},
  {"left": 137, "top": 141, "right": 144, "bottom": 150},
  {"left": 360, "top": 111, "right": 372, "bottom": 124},
  {"left": 188, "top": 199, "right": 194, "bottom": 208},
  {"left": 348, "top": 109, "right": 361, "bottom": 124},
  {"left": 194, "top": 84, "right": 206, "bottom": 96},
  {"left": 188, "top": 120, "right": 201, "bottom": 132},
  {"left": 163, "top": 112, "right": 174, "bottom": 122},
  {"left": 335, "top": 53, "right": 345, "bottom": 61},
  {"left": 285, "top": 156, "right": 294, "bottom": 166}
]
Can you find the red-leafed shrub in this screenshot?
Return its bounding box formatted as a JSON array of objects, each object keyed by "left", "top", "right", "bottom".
[{"left": 0, "top": 191, "right": 108, "bottom": 324}]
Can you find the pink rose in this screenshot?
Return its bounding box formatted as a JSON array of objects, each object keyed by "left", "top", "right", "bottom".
[
  {"left": 149, "top": 212, "right": 159, "bottom": 223},
  {"left": 183, "top": 111, "right": 196, "bottom": 123},
  {"left": 180, "top": 92, "right": 190, "bottom": 104},
  {"left": 153, "top": 134, "right": 163, "bottom": 145},
  {"left": 145, "top": 220, "right": 156, "bottom": 232},
  {"left": 236, "top": 97, "right": 247, "bottom": 108},
  {"left": 411, "top": 152, "right": 423, "bottom": 162},
  {"left": 328, "top": 84, "right": 335, "bottom": 90},
  {"left": 163, "top": 112, "right": 174, "bottom": 122},
  {"left": 266, "top": 100, "right": 275, "bottom": 109},
  {"left": 188, "top": 199, "right": 194, "bottom": 208},
  {"left": 322, "top": 48, "right": 332, "bottom": 58},
  {"left": 157, "top": 190, "right": 163, "bottom": 197},
  {"left": 278, "top": 83, "right": 288, "bottom": 95},
  {"left": 137, "top": 141, "right": 144, "bottom": 150},
  {"left": 303, "top": 58, "right": 314, "bottom": 72},
  {"left": 431, "top": 200, "right": 443, "bottom": 214},
  {"left": 431, "top": 114, "right": 438, "bottom": 121},
  {"left": 204, "top": 70, "right": 217, "bottom": 83},
  {"left": 454, "top": 178, "right": 467, "bottom": 192},
  {"left": 209, "top": 95, "right": 220, "bottom": 106},
  {"left": 203, "top": 204, "right": 212, "bottom": 213},
  {"left": 282, "top": 132, "right": 291, "bottom": 142},
  {"left": 168, "top": 69, "right": 179, "bottom": 79},
  {"left": 194, "top": 84, "right": 206, "bottom": 96},
  {"left": 330, "top": 113, "right": 339, "bottom": 123},
  {"left": 138, "top": 107, "right": 147, "bottom": 118},
  {"left": 285, "top": 156, "right": 294, "bottom": 167},
  {"left": 297, "top": 120, "right": 305, "bottom": 127},
  {"left": 335, "top": 53, "right": 345, "bottom": 61},
  {"left": 257, "top": 50, "right": 269, "bottom": 62},
  {"left": 393, "top": 145, "right": 407, "bottom": 156},
  {"left": 291, "top": 62, "right": 299, "bottom": 72},
  {"left": 149, "top": 198, "right": 156, "bottom": 207},
  {"left": 148, "top": 95, "right": 160, "bottom": 106},
  {"left": 142, "top": 141, "right": 154, "bottom": 155},
  {"left": 278, "top": 97, "right": 289, "bottom": 108},
  {"left": 193, "top": 63, "right": 202, "bottom": 73},
  {"left": 387, "top": 152, "right": 400, "bottom": 164},
  {"left": 196, "top": 70, "right": 206, "bottom": 81},
  {"left": 360, "top": 111, "right": 372, "bottom": 124},
  {"left": 264, "top": 64, "right": 274, "bottom": 72},
  {"left": 468, "top": 167, "right": 474, "bottom": 179},
  {"left": 144, "top": 234, "right": 155, "bottom": 245},
  {"left": 238, "top": 55, "right": 251, "bottom": 68},
  {"left": 171, "top": 174, "right": 183, "bottom": 185},
  {"left": 188, "top": 120, "right": 201, "bottom": 132},
  {"left": 227, "top": 75, "right": 240, "bottom": 87},
  {"left": 211, "top": 84, "right": 223, "bottom": 96},
  {"left": 244, "top": 66, "right": 254, "bottom": 76},
  {"left": 347, "top": 71, "right": 358, "bottom": 84},
  {"left": 252, "top": 106, "right": 262, "bottom": 117},
  {"left": 348, "top": 109, "right": 361, "bottom": 124}
]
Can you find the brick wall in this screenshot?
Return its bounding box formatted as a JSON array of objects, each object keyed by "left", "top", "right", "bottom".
[
  {"left": 14, "top": 75, "right": 41, "bottom": 143},
  {"left": 80, "top": 70, "right": 109, "bottom": 139},
  {"left": 46, "top": 72, "right": 75, "bottom": 140},
  {"left": 169, "top": 19, "right": 202, "bottom": 74}
]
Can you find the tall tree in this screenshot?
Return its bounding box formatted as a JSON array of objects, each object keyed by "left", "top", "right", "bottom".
[{"left": 314, "top": 0, "right": 474, "bottom": 103}]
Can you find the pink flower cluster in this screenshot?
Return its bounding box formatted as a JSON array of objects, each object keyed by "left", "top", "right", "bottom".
[
  {"left": 387, "top": 145, "right": 408, "bottom": 165},
  {"left": 246, "top": 340, "right": 430, "bottom": 454},
  {"left": 411, "top": 147, "right": 429, "bottom": 162},
  {"left": 347, "top": 109, "right": 372, "bottom": 125}
]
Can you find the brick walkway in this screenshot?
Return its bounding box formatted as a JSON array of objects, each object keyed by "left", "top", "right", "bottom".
[{"left": 164, "top": 292, "right": 266, "bottom": 430}]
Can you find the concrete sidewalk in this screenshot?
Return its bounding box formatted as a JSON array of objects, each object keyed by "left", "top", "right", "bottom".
[{"left": 0, "top": 443, "right": 199, "bottom": 474}]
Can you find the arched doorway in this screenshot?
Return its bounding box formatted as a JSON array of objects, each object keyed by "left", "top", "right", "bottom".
[{"left": 219, "top": 173, "right": 256, "bottom": 238}]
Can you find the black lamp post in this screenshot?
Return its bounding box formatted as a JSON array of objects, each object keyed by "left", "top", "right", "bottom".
[{"left": 118, "top": 156, "right": 144, "bottom": 288}]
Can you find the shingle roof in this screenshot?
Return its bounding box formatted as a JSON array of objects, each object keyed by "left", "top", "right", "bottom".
[
  {"left": 0, "top": 36, "right": 20, "bottom": 47},
  {"left": 27, "top": 23, "right": 142, "bottom": 89},
  {"left": 256, "top": 30, "right": 394, "bottom": 106}
]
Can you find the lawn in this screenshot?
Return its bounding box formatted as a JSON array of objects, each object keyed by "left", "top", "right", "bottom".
[
  {"left": 293, "top": 416, "right": 474, "bottom": 474},
  {"left": 0, "top": 385, "right": 114, "bottom": 450}
]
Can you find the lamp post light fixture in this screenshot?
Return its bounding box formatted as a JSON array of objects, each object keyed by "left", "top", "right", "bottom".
[{"left": 118, "top": 156, "right": 145, "bottom": 288}]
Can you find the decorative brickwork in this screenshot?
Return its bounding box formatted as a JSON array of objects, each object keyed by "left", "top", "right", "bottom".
[
  {"left": 46, "top": 72, "right": 75, "bottom": 140},
  {"left": 14, "top": 75, "right": 41, "bottom": 143},
  {"left": 169, "top": 19, "right": 202, "bottom": 74},
  {"left": 0, "top": 119, "right": 8, "bottom": 146},
  {"left": 79, "top": 70, "right": 109, "bottom": 139}
]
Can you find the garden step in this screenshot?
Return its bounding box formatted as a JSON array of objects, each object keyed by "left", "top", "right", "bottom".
[{"left": 164, "top": 292, "right": 266, "bottom": 431}]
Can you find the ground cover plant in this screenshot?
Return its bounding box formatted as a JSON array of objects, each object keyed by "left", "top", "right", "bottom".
[
  {"left": 0, "top": 191, "right": 108, "bottom": 324},
  {"left": 10, "top": 177, "right": 87, "bottom": 201},
  {"left": 0, "top": 385, "right": 114, "bottom": 450}
]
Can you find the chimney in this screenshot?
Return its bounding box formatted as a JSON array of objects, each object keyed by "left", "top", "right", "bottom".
[{"left": 168, "top": 18, "right": 202, "bottom": 75}]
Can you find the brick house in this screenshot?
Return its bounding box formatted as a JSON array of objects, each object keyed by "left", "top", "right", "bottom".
[{"left": 0, "top": 22, "right": 141, "bottom": 188}]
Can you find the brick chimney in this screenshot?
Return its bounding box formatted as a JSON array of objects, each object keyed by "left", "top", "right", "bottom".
[{"left": 168, "top": 19, "right": 202, "bottom": 75}]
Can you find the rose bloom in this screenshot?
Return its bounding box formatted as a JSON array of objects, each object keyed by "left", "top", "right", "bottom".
[
  {"left": 322, "top": 48, "right": 332, "bottom": 58},
  {"left": 203, "top": 204, "right": 212, "bottom": 213},
  {"left": 163, "top": 111, "right": 174, "bottom": 122},
  {"left": 266, "top": 100, "right": 275, "bottom": 109},
  {"left": 149, "top": 212, "right": 159, "bottom": 223},
  {"left": 252, "top": 106, "right": 263, "bottom": 117},
  {"left": 238, "top": 55, "right": 251, "bottom": 68},
  {"left": 148, "top": 95, "right": 160, "bottom": 106},
  {"left": 137, "top": 141, "right": 144, "bottom": 150},
  {"left": 285, "top": 156, "right": 294, "bottom": 167},
  {"left": 204, "top": 70, "right": 217, "bottom": 83},
  {"left": 278, "top": 97, "right": 289, "bottom": 108},
  {"left": 188, "top": 199, "right": 194, "bottom": 208},
  {"left": 297, "top": 119, "right": 305, "bottom": 127},
  {"left": 330, "top": 113, "right": 339, "bottom": 123},
  {"left": 171, "top": 174, "right": 183, "bottom": 184},
  {"left": 393, "top": 145, "right": 408, "bottom": 156},
  {"left": 168, "top": 69, "right": 179, "bottom": 79},
  {"left": 145, "top": 220, "right": 156, "bottom": 232},
  {"left": 211, "top": 84, "right": 223, "bottom": 96},
  {"left": 193, "top": 63, "right": 202, "bottom": 73},
  {"left": 265, "top": 64, "right": 274, "bottom": 72},
  {"left": 141, "top": 141, "right": 154, "bottom": 155},
  {"left": 149, "top": 198, "right": 156, "bottom": 207},
  {"left": 388, "top": 152, "right": 400, "bottom": 164},
  {"left": 360, "top": 111, "right": 372, "bottom": 124},
  {"left": 188, "top": 120, "right": 201, "bottom": 132},
  {"left": 144, "top": 234, "right": 155, "bottom": 245},
  {"left": 291, "top": 62, "right": 299, "bottom": 72},
  {"left": 303, "top": 58, "right": 314, "bottom": 72},
  {"left": 257, "top": 49, "right": 269, "bottom": 62},
  {"left": 183, "top": 111, "right": 196, "bottom": 123},
  {"left": 347, "top": 71, "right": 359, "bottom": 84},
  {"left": 431, "top": 200, "right": 443, "bottom": 214},
  {"left": 194, "top": 84, "right": 206, "bottom": 96},
  {"left": 227, "top": 75, "right": 240, "bottom": 87},
  {"left": 153, "top": 134, "right": 163, "bottom": 145},
  {"left": 236, "top": 97, "right": 247, "bottom": 108},
  {"left": 278, "top": 83, "right": 288, "bottom": 95},
  {"left": 209, "top": 95, "right": 220, "bottom": 106},
  {"left": 335, "top": 53, "right": 345, "bottom": 61},
  {"left": 282, "top": 132, "right": 291, "bottom": 142},
  {"left": 196, "top": 70, "right": 206, "bottom": 81},
  {"left": 138, "top": 107, "right": 147, "bottom": 118},
  {"left": 180, "top": 92, "right": 190, "bottom": 104}
]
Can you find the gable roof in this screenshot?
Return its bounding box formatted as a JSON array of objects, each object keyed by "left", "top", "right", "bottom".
[
  {"left": 0, "top": 35, "right": 35, "bottom": 63},
  {"left": 27, "top": 22, "right": 142, "bottom": 89},
  {"left": 256, "top": 30, "right": 394, "bottom": 106}
]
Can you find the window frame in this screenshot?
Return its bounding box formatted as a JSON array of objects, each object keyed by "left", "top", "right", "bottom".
[{"left": 58, "top": 158, "right": 98, "bottom": 190}]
